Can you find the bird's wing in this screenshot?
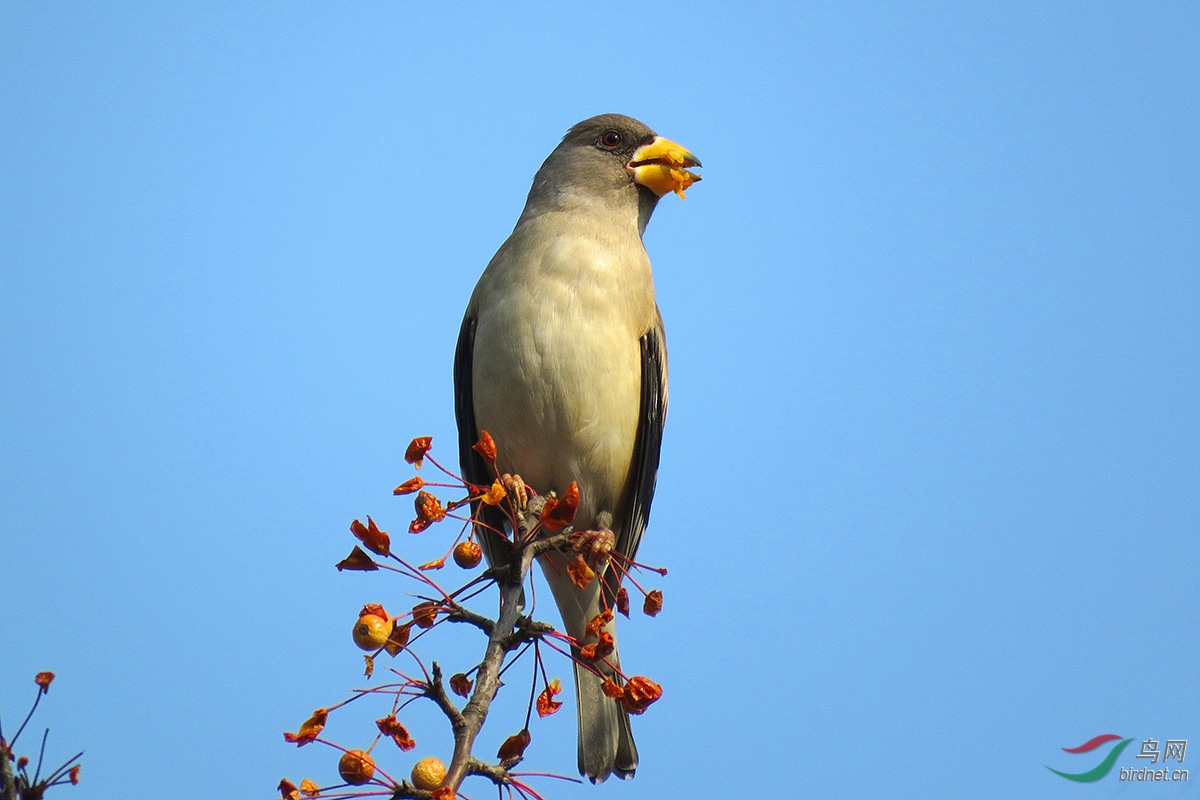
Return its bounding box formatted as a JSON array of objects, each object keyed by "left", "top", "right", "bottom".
[
  {"left": 453, "top": 310, "right": 512, "bottom": 567},
  {"left": 612, "top": 309, "right": 668, "bottom": 593}
]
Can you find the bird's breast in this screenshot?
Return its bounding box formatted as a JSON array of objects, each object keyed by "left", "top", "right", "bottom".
[{"left": 470, "top": 226, "right": 655, "bottom": 523}]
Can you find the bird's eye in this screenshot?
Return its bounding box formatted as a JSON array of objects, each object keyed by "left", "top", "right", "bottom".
[{"left": 600, "top": 130, "right": 622, "bottom": 149}]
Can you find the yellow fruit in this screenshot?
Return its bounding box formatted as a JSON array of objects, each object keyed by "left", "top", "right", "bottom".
[
  {"left": 452, "top": 541, "right": 482, "bottom": 569},
  {"left": 353, "top": 614, "right": 391, "bottom": 651},
  {"left": 410, "top": 756, "right": 447, "bottom": 790},
  {"left": 338, "top": 749, "right": 375, "bottom": 785}
]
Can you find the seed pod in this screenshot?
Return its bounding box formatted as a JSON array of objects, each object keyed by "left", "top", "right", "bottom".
[
  {"left": 411, "top": 756, "right": 447, "bottom": 790},
  {"left": 353, "top": 614, "right": 391, "bottom": 651},
  {"left": 338, "top": 750, "right": 376, "bottom": 785},
  {"left": 453, "top": 541, "right": 482, "bottom": 569}
]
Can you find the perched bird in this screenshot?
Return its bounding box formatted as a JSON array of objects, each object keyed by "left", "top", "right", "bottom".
[{"left": 454, "top": 113, "right": 700, "bottom": 783}]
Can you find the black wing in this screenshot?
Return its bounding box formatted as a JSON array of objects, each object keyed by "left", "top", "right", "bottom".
[
  {"left": 610, "top": 313, "right": 668, "bottom": 599},
  {"left": 453, "top": 311, "right": 513, "bottom": 567}
]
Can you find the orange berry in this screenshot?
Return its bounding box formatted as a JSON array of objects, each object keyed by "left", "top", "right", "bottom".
[
  {"left": 452, "top": 541, "right": 482, "bottom": 569},
  {"left": 410, "top": 756, "right": 447, "bottom": 790},
  {"left": 338, "top": 749, "right": 375, "bottom": 785},
  {"left": 353, "top": 614, "right": 391, "bottom": 651}
]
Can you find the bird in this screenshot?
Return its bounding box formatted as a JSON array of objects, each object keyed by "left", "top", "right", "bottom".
[{"left": 453, "top": 113, "right": 700, "bottom": 783}]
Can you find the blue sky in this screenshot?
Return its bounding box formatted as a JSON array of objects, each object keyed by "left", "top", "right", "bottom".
[{"left": 2, "top": 3, "right": 1197, "bottom": 798}]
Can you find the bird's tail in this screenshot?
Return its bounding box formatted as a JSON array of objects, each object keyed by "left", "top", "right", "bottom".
[
  {"left": 575, "top": 650, "right": 638, "bottom": 783},
  {"left": 536, "top": 549, "right": 638, "bottom": 782}
]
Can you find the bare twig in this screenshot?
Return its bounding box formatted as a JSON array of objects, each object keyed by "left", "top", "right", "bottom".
[
  {"left": 442, "top": 603, "right": 495, "bottom": 636},
  {"left": 425, "top": 664, "right": 465, "bottom": 732},
  {"left": 528, "top": 532, "right": 574, "bottom": 559},
  {"left": 441, "top": 489, "right": 558, "bottom": 792}
]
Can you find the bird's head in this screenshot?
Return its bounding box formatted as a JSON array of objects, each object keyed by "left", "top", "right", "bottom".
[{"left": 522, "top": 114, "right": 701, "bottom": 231}]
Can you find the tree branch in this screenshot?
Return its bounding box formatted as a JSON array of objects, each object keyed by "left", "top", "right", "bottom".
[
  {"left": 440, "top": 490, "right": 556, "bottom": 792},
  {"left": 442, "top": 603, "right": 494, "bottom": 636},
  {"left": 290, "top": 455, "right": 614, "bottom": 799},
  {"left": 425, "top": 663, "right": 465, "bottom": 733}
]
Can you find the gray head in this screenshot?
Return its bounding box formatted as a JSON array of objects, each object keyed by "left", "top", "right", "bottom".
[{"left": 518, "top": 114, "right": 701, "bottom": 234}]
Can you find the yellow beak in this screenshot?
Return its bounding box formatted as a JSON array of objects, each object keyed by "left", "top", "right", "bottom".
[{"left": 628, "top": 136, "right": 703, "bottom": 198}]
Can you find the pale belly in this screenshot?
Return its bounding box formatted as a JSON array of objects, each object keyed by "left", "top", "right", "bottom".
[{"left": 471, "top": 284, "right": 643, "bottom": 526}]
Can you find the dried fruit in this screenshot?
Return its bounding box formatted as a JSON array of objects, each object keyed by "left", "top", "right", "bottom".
[
  {"left": 622, "top": 676, "right": 663, "bottom": 715},
  {"left": 353, "top": 614, "right": 392, "bottom": 651},
  {"left": 472, "top": 430, "right": 497, "bottom": 462},
  {"left": 350, "top": 516, "right": 390, "bottom": 556},
  {"left": 405, "top": 436, "right": 433, "bottom": 467},
  {"left": 410, "top": 756, "right": 447, "bottom": 790},
  {"left": 453, "top": 541, "right": 482, "bottom": 568},
  {"left": 642, "top": 165, "right": 700, "bottom": 198},
  {"left": 338, "top": 749, "right": 375, "bottom": 785},
  {"left": 393, "top": 476, "right": 425, "bottom": 495},
  {"left": 336, "top": 546, "right": 378, "bottom": 571},
  {"left": 383, "top": 621, "right": 411, "bottom": 657},
  {"left": 616, "top": 587, "right": 630, "bottom": 617},
  {"left": 284, "top": 709, "right": 328, "bottom": 746},
  {"left": 566, "top": 555, "right": 595, "bottom": 589},
  {"left": 449, "top": 672, "right": 473, "bottom": 697},
  {"left": 540, "top": 482, "right": 579, "bottom": 530},
  {"left": 412, "top": 601, "right": 439, "bottom": 629},
  {"left": 580, "top": 632, "right": 614, "bottom": 661},
  {"left": 479, "top": 481, "right": 506, "bottom": 506},
  {"left": 497, "top": 729, "right": 531, "bottom": 762},
  {"left": 411, "top": 491, "right": 447, "bottom": 532},
  {"left": 536, "top": 678, "right": 563, "bottom": 718},
  {"left": 643, "top": 589, "right": 663, "bottom": 617},
  {"left": 377, "top": 715, "right": 416, "bottom": 751},
  {"left": 585, "top": 609, "right": 614, "bottom": 639}
]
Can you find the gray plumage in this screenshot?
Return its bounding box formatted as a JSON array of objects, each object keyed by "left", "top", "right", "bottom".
[{"left": 454, "top": 114, "right": 697, "bottom": 783}]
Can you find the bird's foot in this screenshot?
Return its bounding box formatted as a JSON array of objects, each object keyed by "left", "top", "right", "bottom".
[
  {"left": 499, "top": 473, "right": 530, "bottom": 511},
  {"left": 575, "top": 528, "right": 616, "bottom": 570}
]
